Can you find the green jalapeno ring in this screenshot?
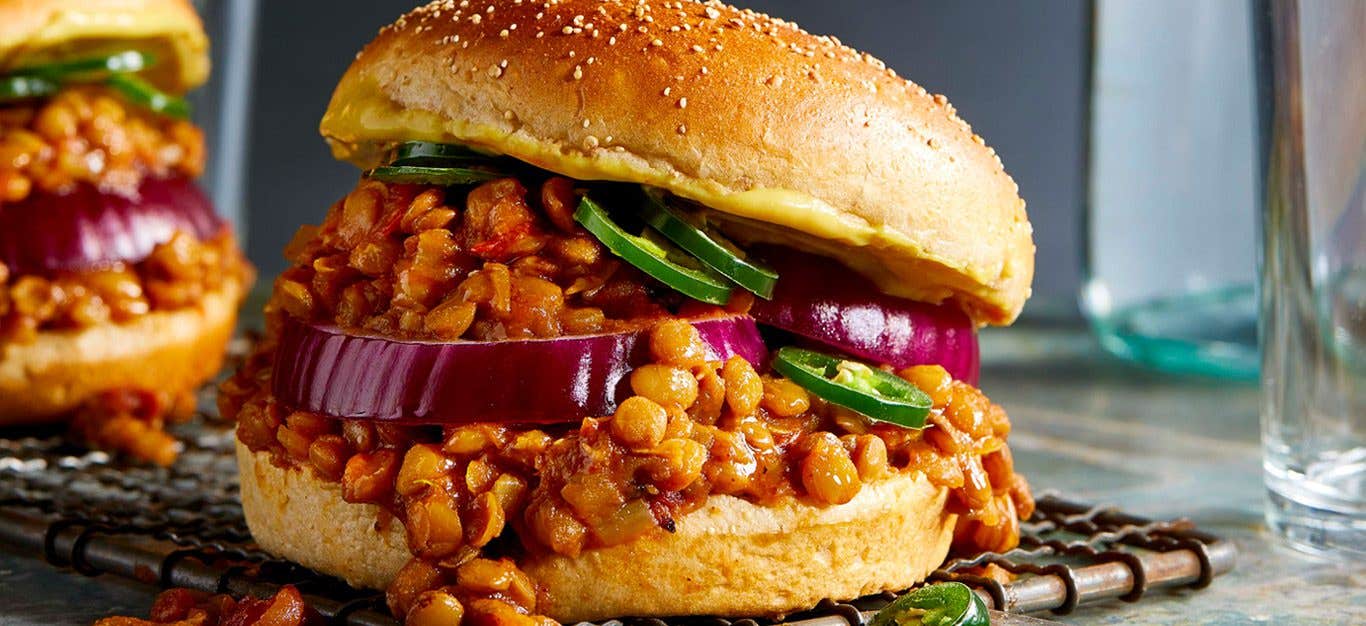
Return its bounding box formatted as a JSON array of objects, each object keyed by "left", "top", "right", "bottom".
[
  {"left": 0, "top": 75, "right": 60, "bottom": 102},
  {"left": 574, "top": 196, "right": 734, "bottom": 305},
  {"left": 772, "top": 346, "right": 931, "bottom": 429},
  {"left": 14, "top": 50, "right": 153, "bottom": 81},
  {"left": 871, "top": 582, "right": 990, "bottom": 626},
  {"left": 104, "top": 74, "right": 191, "bottom": 119},
  {"left": 389, "top": 141, "right": 500, "bottom": 167},
  {"left": 639, "top": 187, "right": 778, "bottom": 299},
  {"left": 1, "top": 51, "right": 188, "bottom": 118},
  {"left": 364, "top": 165, "right": 503, "bottom": 186}
]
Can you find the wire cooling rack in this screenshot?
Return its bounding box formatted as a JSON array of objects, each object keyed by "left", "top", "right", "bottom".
[{"left": 0, "top": 414, "right": 1236, "bottom": 625}]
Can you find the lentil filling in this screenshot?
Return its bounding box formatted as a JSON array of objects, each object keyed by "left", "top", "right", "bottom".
[
  {"left": 225, "top": 174, "right": 1034, "bottom": 625},
  {"left": 0, "top": 85, "right": 203, "bottom": 205},
  {"left": 0, "top": 231, "right": 249, "bottom": 343}
]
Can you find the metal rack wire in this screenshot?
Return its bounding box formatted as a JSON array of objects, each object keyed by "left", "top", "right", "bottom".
[{"left": 0, "top": 415, "right": 1235, "bottom": 625}]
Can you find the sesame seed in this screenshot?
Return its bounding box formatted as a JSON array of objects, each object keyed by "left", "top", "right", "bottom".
[
  {"left": 705, "top": 7, "right": 721, "bottom": 19},
  {"left": 488, "top": 63, "right": 503, "bottom": 78},
  {"left": 470, "top": 13, "right": 481, "bottom": 24},
  {"left": 651, "top": 38, "right": 663, "bottom": 46},
  {"left": 583, "top": 135, "right": 599, "bottom": 149},
  {"left": 499, "top": 29, "right": 509, "bottom": 37},
  {"left": 609, "top": 36, "right": 617, "bottom": 45},
  {"left": 662, "top": 86, "right": 671, "bottom": 96},
  {"left": 676, "top": 124, "right": 687, "bottom": 135},
  {"left": 562, "top": 25, "right": 574, "bottom": 34},
  {"left": 678, "top": 97, "right": 688, "bottom": 109},
  {"left": 504, "top": 110, "right": 516, "bottom": 120},
  {"left": 691, "top": 44, "right": 704, "bottom": 53},
  {"left": 582, "top": 119, "right": 591, "bottom": 128},
  {"left": 573, "top": 65, "right": 583, "bottom": 80}
]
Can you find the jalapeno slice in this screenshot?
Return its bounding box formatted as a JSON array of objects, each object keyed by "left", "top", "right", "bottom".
[
  {"left": 640, "top": 188, "right": 778, "bottom": 299},
  {"left": 1, "top": 50, "right": 186, "bottom": 117},
  {"left": 13, "top": 50, "right": 152, "bottom": 81},
  {"left": 0, "top": 75, "right": 60, "bottom": 101},
  {"left": 390, "top": 141, "right": 497, "bottom": 167},
  {"left": 105, "top": 74, "right": 191, "bottom": 119},
  {"left": 365, "top": 165, "right": 503, "bottom": 186},
  {"left": 871, "top": 583, "right": 990, "bottom": 626},
  {"left": 772, "top": 346, "right": 931, "bottom": 428},
  {"left": 575, "top": 196, "right": 734, "bottom": 304}
]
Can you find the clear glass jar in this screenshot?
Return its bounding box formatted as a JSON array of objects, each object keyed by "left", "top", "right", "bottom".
[
  {"left": 1084, "top": 0, "right": 1260, "bottom": 380},
  {"left": 1260, "top": 0, "right": 1366, "bottom": 557}
]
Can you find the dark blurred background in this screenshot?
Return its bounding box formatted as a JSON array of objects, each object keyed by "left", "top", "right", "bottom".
[{"left": 234, "top": 0, "right": 1089, "bottom": 319}]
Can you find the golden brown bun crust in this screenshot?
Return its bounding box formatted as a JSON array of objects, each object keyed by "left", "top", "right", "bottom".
[
  {"left": 237, "top": 442, "right": 956, "bottom": 621},
  {"left": 321, "top": 0, "right": 1033, "bottom": 324},
  {"left": 0, "top": 0, "right": 209, "bottom": 92},
  {"left": 0, "top": 276, "right": 244, "bottom": 423}
]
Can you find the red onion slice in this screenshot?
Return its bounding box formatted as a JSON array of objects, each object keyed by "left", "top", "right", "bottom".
[
  {"left": 271, "top": 314, "right": 769, "bottom": 425},
  {"left": 0, "top": 176, "right": 224, "bottom": 274},
  {"left": 749, "top": 248, "right": 980, "bottom": 384}
]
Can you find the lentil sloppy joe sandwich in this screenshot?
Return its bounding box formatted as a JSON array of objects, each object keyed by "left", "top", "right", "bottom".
[
  {"left": 0, "top": 0, "right": 252, "bottom": 464},
  {"left": 225, "top": 0, "right": 1036, "bottom": 623}
]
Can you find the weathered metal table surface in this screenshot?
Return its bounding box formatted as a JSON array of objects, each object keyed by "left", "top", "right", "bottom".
[{"left": 1, "top": 325, "right": 1363, "bottom": 625}]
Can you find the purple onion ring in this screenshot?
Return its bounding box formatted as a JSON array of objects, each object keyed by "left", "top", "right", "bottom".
[{"left": 271, "top": 314, "right": 770, "bottom": 425}]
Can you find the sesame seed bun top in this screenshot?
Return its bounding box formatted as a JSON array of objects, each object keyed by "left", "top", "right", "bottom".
[
  {"left": 320, "top": 0, "right": 1034, "bottom": 325},
  {"left": 0, "top": 0, "right": 210, "bottom": 93}
]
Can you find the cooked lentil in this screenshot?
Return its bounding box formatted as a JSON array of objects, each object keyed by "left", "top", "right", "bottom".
[
  {"left": 68, "top": 388, "right": 197, "bottom": 467},
  {"left": 0, "top": 86, "right": 204, "bottom": 205},
  {"left": 0, "top": 231, "right": 249, "bottom": 343},
  {"left": 93, "top": 585, "right": 322, "bottom": 626},
  {"left": 273, "top": 177, "right": 735, "bottom": 342}
]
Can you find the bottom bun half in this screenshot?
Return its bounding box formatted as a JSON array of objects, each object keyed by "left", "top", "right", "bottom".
[
  {"left": 0, "top": 277, "right": 245, "bottom": 424},
  {"left": 237, "top": 441, "right": 956, "bottom": 621}
]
